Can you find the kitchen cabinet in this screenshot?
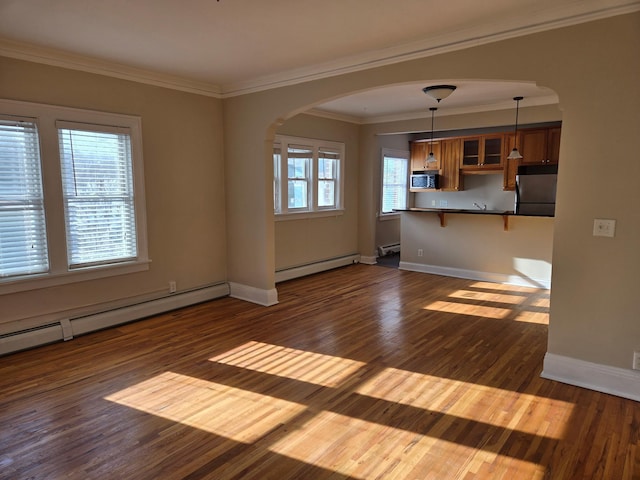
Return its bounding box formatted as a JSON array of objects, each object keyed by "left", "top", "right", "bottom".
[
  {"left": 503, "top": 127, "right": 561, "bottom": 190},
  {"left": 546, "top": 127, "right": 561, "bottom": 164},
  {"left": 520, "top": 128, "right": 560, "bottom": 164},
  {"left": 502, "top": 133, "right": 519, "bottom": 190},
  {"left": 410, "top": 141, "right": 441, "bottom": 171},
  {"left": 439, "top": 138, "right": 463, "bottom": 191},
  {"left": 460, "top": 134, "right": 504, "bottom": 171}
]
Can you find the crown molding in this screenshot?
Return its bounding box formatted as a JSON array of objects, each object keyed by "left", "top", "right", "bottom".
[
  {"left": 0, "top": 1, "right": 638, "bottom": 98},
  {"left": 0, "top": 38, "right": 222, "bottom": 98}
]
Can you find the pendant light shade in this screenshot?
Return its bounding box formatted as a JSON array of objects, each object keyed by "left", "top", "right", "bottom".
[
  {"left": 422, "top": 85, "right": 457, "bottom": 103},
  {"left": 508, "top": 96, "right": 524, "bottom": 160}
]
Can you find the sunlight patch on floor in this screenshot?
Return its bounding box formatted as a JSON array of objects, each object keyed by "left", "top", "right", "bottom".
[
  {"left": 423, "top": 299, "right": 548, "bottom": 324},
  {"left": 531, "top": 297, "right": 551, "bottom": 308},
  {"left": 449, "top": 289, "right": 527, "bottom": 305},
  {"left": 514, "top": 310, "right": 549, "bottom": 325},
  {"left": 354, "top": 367, "right": 573, "bottom": 440},
  {"left": 468, "top": 282, "right": 540, "bottom": 293},
  {"left": 105, "top": 372, "right": 306, "bottom": 442},
  {"left": 208, "top": 341, "right": 367, "bottom": 387},
  {"left": 423, "top": 300, "right": 513, "bottom": 319},
  {"left": 267, "top": 410, "right": 549, "bottom": 479}
]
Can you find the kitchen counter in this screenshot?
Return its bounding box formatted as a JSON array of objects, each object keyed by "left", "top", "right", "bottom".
[
  {"left": 396, "top": 209, "right": 554, "bottom": 288},
  {"left": 394, "top": 207, "right": 514, "bottom": 229},
  {"left": 394, "top": 208, "right": 554, "bottom": 229},
  {"left": 395, "top": 207, "right": 513, "bottom": 215}
]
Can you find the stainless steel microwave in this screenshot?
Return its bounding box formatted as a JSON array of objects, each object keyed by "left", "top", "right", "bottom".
[{"left": 410, "top": 172, "right": 439, "bottom": 190}]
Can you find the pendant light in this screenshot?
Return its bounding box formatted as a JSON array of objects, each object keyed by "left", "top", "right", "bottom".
[
  {"left": 422, "top": 85, "right": 457, "bottom": 103},
  {"left": 507, "top": 96, "right": 524, "bottom": 160},
  {"left": 426, "top": 107, "right": 438, "bottom": 165}
]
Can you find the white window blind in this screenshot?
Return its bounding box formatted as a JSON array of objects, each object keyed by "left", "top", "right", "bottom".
[
  {"left": 287, "top": 145, "right": 311, "bottom": 210},
  {"left": 0, "top": 118, "right": 49, "bottom": 277},
  {"left": 318, "top": 147, "right": 339, "bottom": 208},
  {"left": 58, "top": 124, "right": 137, "bottom": 268},
  {"left": 381, "top": 153, "right": 409, "bottom": 214}
]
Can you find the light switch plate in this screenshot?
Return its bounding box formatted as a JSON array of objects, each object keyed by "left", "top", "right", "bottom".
[{"left": 593, "top": 218, "right": 616, "bottom": 237}]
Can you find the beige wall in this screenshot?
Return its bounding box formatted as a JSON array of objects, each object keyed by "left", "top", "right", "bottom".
[
  {"left": 223, "top": 13, "right": 640, "bottom": 371},
  {"left": 274, "top": 113, "right": 359, "bottom": 271},
  {"left": 401, "top": 213, "right": 554, "bottom": 287},
  {"left": 0, "top": 57, "right": 226, "bottom": 331}
]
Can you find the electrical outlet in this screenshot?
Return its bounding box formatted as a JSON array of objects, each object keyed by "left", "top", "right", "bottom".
[
  {"left": 593, "top": 218, "right": 616, "bottom": 237},
  {"left": 431, "top": 200, "right": 436, "bottom": 207},
  {"left": 633, "top": 351, "right": 640, "bottom": 370},
  {"left": 417, "top": 249, "right": 423, "bottom": 257},
  {"left": 169, "top": 281, "right": 177, "bottom": 294},
  {"left": 439, "top": 200, "right": 448, "bottom": 207}
]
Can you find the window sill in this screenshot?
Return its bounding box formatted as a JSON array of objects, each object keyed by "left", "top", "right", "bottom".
[
  {"left": 379, "top": 213, "right": 401, "bottom": 221},
  {"left": 275, "top": 209, "right": 345, "bottom": 222},
  {"left": 0, "top": 259, "right": 151, "bottom": 296}
]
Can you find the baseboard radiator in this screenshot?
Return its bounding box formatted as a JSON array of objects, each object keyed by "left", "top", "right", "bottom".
[
  {"left": 275, "top": 254, "right": 360, "bottom": 283},
  {"left": 0, "top": 283, "right": 229, "bottom": 357},
  {"left": 378, "top": 243, "right": 400, "bottom": 257}
]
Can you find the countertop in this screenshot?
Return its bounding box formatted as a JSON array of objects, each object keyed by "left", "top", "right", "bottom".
[
  {"left": 393, "top": 208, "right": 553, "bottom": 229},
  {"left": 394, "top": 208, "right": 513, "bottom": 215},
  {"left": 394, "top": 208, "right": 553, "bottom": 217}
]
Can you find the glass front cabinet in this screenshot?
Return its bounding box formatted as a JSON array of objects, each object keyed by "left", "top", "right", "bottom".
[{"left": 460, "top": 134, "right": 504, "bottom": 171}]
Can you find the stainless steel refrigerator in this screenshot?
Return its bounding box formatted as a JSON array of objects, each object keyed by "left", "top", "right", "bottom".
[{"left": 515, "top": 164, "right": 558, "bottom": 216}]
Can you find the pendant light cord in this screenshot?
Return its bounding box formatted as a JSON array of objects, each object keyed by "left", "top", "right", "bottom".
[
  {"left": 513, "top": 96, "right": 523, "bottom": 148},
  {"left": 429, "top": 107, "right": 437, "bottom": 156}
]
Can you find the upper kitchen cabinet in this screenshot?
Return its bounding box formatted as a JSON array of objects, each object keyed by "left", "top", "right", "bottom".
[
  {"left": 410, "top": 141, "right": 441, "bottom": 171},
  {"left": 502, "top": 133, "right": 518, "bottom": 191},
  {"left": 460, "top": 134, "right": 504, "bottom": 172},
  {"left": 503, "top": 126, "right": 562, "bottom": 190},
  {"left": 546, "top": 127, "right": 561, "bottom": 164},
  {"left": 440, "top": 138, "right": 463, "bottom": 191},
  {"left": 520, "top": 127, "right": 561, "bottom": 165}
]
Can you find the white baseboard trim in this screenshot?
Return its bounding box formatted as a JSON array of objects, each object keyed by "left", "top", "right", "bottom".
[
  {"left": 275, "top": 254, "right": 360, "bottom": 283},
  {"left": 0, "top": 284, "right": 230, "bottom": 356},
  {"left": 398, "top": 261, "right": 551, "bottom": 289},
  {"left": 0, "top": 324, "right": 64, "bottom": 356},
  {"left": 71, "top": 284, "right": 230, "bottom": 336},
  {"left": 542, "top": 353, "right": 640, "bottom": 402},
  {"left": 229, "top": 282, "right": 278, "bottom": 306},
  {"left": 359, "top": 255, "right": 377, "bottom": 265}
]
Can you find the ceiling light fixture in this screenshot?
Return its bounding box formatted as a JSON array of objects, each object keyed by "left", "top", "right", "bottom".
[
  {"left": 508, "top": 96, "right": 524, "bottom": 160},
  {"left": 427, "top": 107, "right": 438, "bottom": 164},
  {"left": 422, "top": 85, "right": 457, "bottom": 103}
]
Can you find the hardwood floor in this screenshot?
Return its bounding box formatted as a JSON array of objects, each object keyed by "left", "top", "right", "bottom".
[{"left": 1, "top": 265, "right": 639, "bottom": 479}]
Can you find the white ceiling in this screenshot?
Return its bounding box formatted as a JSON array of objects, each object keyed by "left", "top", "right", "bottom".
[{"left": 1, "top": 0, "right": 638, "bottom": 119}]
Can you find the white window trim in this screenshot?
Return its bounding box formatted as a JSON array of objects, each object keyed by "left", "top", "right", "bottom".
[
  {"left": 380, "top": 147, "right": 410, "bottom": 220},
  {"left": 0, "top": 98, "right": 149, "bottom": 295},
  {"left": 274, "top": 135, "right": 345, "bottom": 218}
]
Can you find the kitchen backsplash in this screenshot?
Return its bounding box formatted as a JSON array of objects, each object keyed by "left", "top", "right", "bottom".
[{"left": 413, "top": 174, "right": 515, "bottom": 211}]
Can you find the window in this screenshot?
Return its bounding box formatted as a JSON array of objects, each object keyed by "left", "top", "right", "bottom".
[
  {"left": 58, "top": 124, "right": 137, "bottom": 268},
  {"left": 274, "top": 136, "right": 344, "bottom": 216},
  {"left": 380, "top": 149, "right": 409, "bottom": 216},
  {"left": 0, "top": 99, "right": 148, "bottom": 294},
  {"left": 0, "top": 117, "right": 49, "bottom": 277}
]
